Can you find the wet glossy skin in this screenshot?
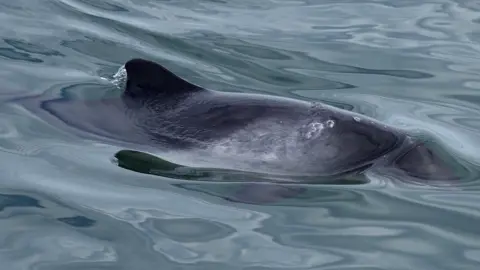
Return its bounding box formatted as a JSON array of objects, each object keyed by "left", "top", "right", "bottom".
[{"left": 14, "top": 58, "right": 458, "bottom": 180}]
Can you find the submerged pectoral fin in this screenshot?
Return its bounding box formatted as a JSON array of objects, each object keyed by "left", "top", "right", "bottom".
[{"left": 113, "top": 149, "right": 263, "bottom": 181}]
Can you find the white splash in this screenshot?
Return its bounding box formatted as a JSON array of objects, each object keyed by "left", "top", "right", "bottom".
[
  {"left": 326, "top": 120, "right": 335, "bottom": 128},
  {"left": 304, "top": 119, "right": 335, "bottom": 139},
  {"left": 107, "top": 65, "right": 127, "bottom": 88},
  {"left": 305, "top": 122, "right": 324, "bottom": 139}
]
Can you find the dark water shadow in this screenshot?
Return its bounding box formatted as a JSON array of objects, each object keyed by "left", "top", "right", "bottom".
[
  {"left": 172, "top": 182, "right": 367, "bottom": 206},
  {"left": 0, "top": 191, "right": 96, "bottom": 228},
  {"left": 73, "top": 0, "right": 129, "bottom": 12},
  {"left": 0, "top": 38, "right": 64, "bottom": 63}
]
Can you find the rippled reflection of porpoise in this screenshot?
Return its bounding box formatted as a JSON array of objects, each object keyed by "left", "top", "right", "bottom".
[{"left": 15, "top": 58, "right": 458, "bottom": 182}]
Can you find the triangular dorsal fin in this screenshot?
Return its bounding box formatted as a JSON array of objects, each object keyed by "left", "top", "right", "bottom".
[{"left": 124, "top": 58, "right": 199, "bottom": 96}]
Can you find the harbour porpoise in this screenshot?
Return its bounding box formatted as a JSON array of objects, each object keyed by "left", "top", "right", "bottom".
[{"left": 10, "top": 58, "right": 466, "bottom": 203}]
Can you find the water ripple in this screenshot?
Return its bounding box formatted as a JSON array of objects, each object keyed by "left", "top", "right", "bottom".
[{"left": 0, "top": 0, "right": 480, "bottom": 269}]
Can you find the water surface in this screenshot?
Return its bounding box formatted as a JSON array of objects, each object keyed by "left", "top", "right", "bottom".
[{"left": 0, "top": 0, "right": 480, "bottom": 269}]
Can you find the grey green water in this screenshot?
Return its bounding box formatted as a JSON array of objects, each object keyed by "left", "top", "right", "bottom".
[{"left": 1, "top": 0, "right": 480, "bottom": 269}]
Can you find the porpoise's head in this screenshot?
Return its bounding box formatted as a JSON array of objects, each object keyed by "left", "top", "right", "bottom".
[
  {"left": 293, "top": 108, "right": 463, "bottom": 181},
  {"left": 388, "top": 140, "right": 465, "bottom": 182}
]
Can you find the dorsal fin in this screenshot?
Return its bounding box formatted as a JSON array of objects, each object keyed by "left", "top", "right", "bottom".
[{"left": 124, "top": 58, "right": 199, "bottom": 96}]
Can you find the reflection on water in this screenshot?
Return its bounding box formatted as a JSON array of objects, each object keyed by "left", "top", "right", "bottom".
[{"left": 0, "top": 0, "right": 479, "bottom": 269}]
